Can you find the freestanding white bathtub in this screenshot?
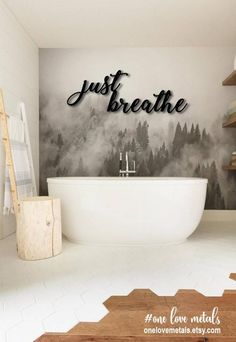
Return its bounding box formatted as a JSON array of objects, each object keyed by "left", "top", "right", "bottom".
[{"left": 47, "top": 177, "right": 207, "bottom": 245}]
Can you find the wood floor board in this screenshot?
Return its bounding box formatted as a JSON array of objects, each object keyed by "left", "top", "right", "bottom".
[
  {"left": 35, "top": 274, "right": 236, "bottom": 341},
  {"left": 36, "top": 335, "right": 236, "bottom": 342}
]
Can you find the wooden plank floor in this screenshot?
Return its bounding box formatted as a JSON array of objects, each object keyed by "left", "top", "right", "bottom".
[
  {"left": 36, "top": 273, "right": 236, "bottom": 341},
  {"left": 36, "top": 336, "right": 236, "bottom": 341}
]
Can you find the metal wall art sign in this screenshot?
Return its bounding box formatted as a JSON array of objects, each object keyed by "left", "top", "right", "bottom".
[{"left": 67, "top": 70, "right": 188, "bottom": 114}]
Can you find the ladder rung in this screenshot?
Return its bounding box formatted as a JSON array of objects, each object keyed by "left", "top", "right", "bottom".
[{"left": 0, "top": 111, "right": 10, "bottom": 117}]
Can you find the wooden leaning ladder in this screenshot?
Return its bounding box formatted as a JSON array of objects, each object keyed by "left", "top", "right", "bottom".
[
  {"left": 0, "top": 89, "right": 19, "bottom": 219},
  {"left": 0, "top": 89, "right": 62, "bottom": 260}
]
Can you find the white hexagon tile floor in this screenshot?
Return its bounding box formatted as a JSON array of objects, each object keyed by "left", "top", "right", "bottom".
[{"left": 1, "top": 221, "right": 236, "bottom": 342}]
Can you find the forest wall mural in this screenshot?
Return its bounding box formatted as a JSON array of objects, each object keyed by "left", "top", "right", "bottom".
[{"left": 39, "top": 48, "right": 236, "bottom": 209}]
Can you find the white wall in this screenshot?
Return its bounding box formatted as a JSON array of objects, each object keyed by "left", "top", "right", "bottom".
[{"left": 0, "top": 0, "right": 39, "bottom": 238}]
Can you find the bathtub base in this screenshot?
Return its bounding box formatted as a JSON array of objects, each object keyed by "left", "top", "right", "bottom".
[{"left": 64, "top": 231, "right": 188, "bottom": 246}]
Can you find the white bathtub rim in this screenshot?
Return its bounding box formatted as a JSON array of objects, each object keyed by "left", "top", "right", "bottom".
[{"left": 47, "top": 176, "right": 208, "bottom": 185}]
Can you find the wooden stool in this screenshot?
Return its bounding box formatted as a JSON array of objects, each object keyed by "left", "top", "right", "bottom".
[{"left": 17, "top": 196, "right": 62, "bottom": 261}]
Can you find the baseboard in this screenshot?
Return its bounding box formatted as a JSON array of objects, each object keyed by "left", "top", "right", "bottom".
[{"left": 202, "top": 209, "right": 236, "bottom": 222}]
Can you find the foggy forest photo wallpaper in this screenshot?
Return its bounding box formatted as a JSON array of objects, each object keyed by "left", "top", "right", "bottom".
[{"left": 39, "top": 48, "right": 236, "bottom": 209}]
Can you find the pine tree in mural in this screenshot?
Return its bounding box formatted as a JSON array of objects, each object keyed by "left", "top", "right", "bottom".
[
  {"left": 136, "top": 122, "right": 142, "bottom": 146},
  {"left": 131, "top": 138, "right": 136, "bottom": 152},
  {"left": 172, "top": 122, "right": 183, "bottom": 157},
  {"left": 142, "top": 121, "right": 149, "bottom": 150},
  {"left": 207, "top": 161, "right": 225, "bottom": 209},
  {"left": 194, "top": 124, "right": 201, "bottom": 143},
  {"left": 188, "top": 124, "right": 195, "bottom": 144},
  {"left": 103, "top": 150, "right": 120, "bottom": 176},
  {"left": 183, "top": 123, "right": 187, "bottom": 140},
  {"left": 193, "top": 163, "right": 201, "bottom": 177},
  {"left": 201, "top": 128, "right": 211, "bottom": 156},
  {"left": 194, "top": 161, "right": 225, "bottom": 209},
  {"left": 136, "top": 121, "right": 149, "bottom": 150},
  {"left": 202, "top": 128, "right": 209, "bottom": 144},
  {"left": 148, "top": 150, "right": 154, "bottom": 176},
  {"left": 172, "top": 122, "right": 212, "bottom": 159},
  {"left": 53, "top": 132, "right": 65, "bottom": 168},
  {"left": 137, "top": 159, "right": 150, "bottom": 176},
  {"left": 153, "top": 143, "right": 169, "bottom": 174}
]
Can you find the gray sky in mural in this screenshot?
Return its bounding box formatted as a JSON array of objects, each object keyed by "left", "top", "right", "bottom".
[{"left": 39, "top": 48, "right": 236, "bottom": 209}]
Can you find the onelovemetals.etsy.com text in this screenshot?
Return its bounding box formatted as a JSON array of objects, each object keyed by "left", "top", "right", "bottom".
[
  {"left": 143, "top": 306, "right": 221, "bottom": 335},
  {"left": 144, "top": 326, "right": 221, "bottom": 335}
]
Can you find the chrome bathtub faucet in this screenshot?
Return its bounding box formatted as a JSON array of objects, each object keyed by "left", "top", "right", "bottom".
[{"left": 119, "top": 152, "right": 136, "bottom": 177}]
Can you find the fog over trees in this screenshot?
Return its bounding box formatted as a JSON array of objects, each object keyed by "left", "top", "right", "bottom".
[
  {"left": 100, "top": 121, "right": 224, "bottom": 209},
  {"left": 40, "top": 110, "right": 236, "bottom": 209}
]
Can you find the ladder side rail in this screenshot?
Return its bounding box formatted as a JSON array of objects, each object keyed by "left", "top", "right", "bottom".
[
  {"left": 20, "top": 102, "right": 37, "bottom": 196},
  {"left": 0, "top": 89, "right": 19, "bottom": 218}
]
